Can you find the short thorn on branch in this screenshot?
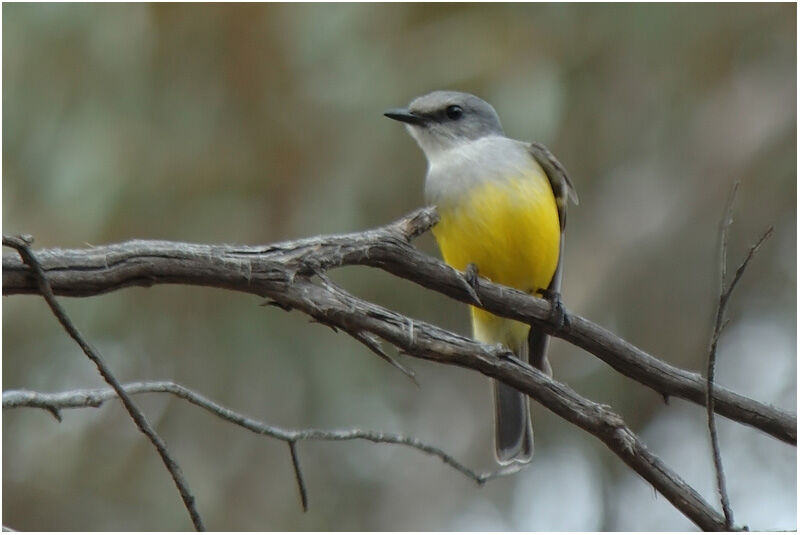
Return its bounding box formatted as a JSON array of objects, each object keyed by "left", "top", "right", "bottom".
[
  {"left": 461, "top": 262, "right": 483, "bottom": 306},
  {"left": 288, "top": 441, "right": 309, "bottom": 512}
]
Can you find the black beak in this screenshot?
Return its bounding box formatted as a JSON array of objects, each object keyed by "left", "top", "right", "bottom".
[{"left": 383, "top": 108, "right": 426, "bottom": 126}]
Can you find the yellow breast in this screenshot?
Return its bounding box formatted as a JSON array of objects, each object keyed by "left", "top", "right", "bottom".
[{"left": 433, "top": 172, "right": 561, "bottom": 332}]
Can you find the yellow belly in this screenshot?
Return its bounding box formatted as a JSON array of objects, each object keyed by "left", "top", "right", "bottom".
[{"left": 433, "top": 174, "right": 560, "bottom": 346}]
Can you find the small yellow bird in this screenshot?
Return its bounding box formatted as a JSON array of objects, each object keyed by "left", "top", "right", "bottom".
[{"left": 385, "top": 91, "right": 578, "bottom": 464}]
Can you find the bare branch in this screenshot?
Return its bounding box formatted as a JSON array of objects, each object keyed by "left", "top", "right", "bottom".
[
  {"left": 707, "top": 180, "right": 775, "bottom": 529},
  {"left": 2, "top": 236, "right": 206, "bottom": 532},
  {"left": 10, "top": 266, "right": 736, "bottom": 526},
  {"left": 254, "top": 273, "right": 737, "bottom": 529},
  {"left": 2, "top": 382, "right": 519, "bottom": 487},
  {"left": 706, "top": 181, "right": 739, "bottom": 529},
  {"left": 3, "top": 209, "right": 793, "bottom": 446},
  {"left": 1, "top": 209, "right": 789, "bottom": 530}
]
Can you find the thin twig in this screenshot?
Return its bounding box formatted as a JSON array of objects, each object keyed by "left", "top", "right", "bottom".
[
  {"left": 315, "top": 271, "right": 418, "bottom": 384},
  {"left": 351, "top": 330, "right": 419, "bottom": 386},
  {"left": 2, "top": 236, "right": 205, "bottom": 532},
  {"left": 706, "top": 181, "right": 739, "bottom": 529},
  {"left": 2, "top": 381, "right": 519, "bottom": 487},
  {"left": 706, "top": 181, "right": 774, "bottom": 530}
]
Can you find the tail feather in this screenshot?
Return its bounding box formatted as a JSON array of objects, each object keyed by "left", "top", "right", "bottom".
[
  {"left": 493, "top": 335, "right": 534, "bottom": 464},
  {"left": 494, "top": 378, "right": 533, "bottom": 464},
  {"left": 528, "top": 325, "right": 553, "bottom": 377},
  {"left": 492, "top": 325, "right": 553, "bottom": 464}
]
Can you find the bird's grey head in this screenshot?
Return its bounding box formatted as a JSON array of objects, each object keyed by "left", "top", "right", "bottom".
[{"left": 384, "top": 91, "right": 504, "bottom": 158}]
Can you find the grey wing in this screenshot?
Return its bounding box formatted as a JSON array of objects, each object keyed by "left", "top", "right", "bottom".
[
  {"left": 526, "top": 141, "right": 578, "bottom": 374},
  {"left": 529, "top": 141, "right": 579, "bottom": 228},
  {"left": 528, "top": 141, "right": 577, "bottom": 291}
]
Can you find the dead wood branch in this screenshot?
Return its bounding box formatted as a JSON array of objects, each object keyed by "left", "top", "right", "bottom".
[
  {"left": 3, "top": 209, "right": 794, "bottom": 446},
  {"left": 2, "top": 381, "right": 520, "bottom": 489},
  {"left": 706, "top": 180, "right": 775, "bottom": 529},
  {"left": 3, "top": 213, "right": 775, "bottom": 530},
  {"left": 3, "top": 236, "right": 205, "bottom": 531}
]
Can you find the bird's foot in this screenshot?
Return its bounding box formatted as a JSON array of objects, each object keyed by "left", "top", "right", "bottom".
[
  {"left": 537, "top": 287, "right": 568, "bottom": 334},
  {"left": 460, "top": 262, "right": 482, "bottom": 305}
]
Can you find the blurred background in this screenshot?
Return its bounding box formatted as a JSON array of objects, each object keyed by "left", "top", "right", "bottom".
[{"left": 3, "top": 3, "right": 796, "bottom": 530}]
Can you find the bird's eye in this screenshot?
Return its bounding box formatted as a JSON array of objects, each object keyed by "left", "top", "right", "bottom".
[{"left": 445, "top": 105, "right": 463, "bottom": 120}]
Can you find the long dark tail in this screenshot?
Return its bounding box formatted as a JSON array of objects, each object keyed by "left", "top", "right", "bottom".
[
  {"left": 494, "top": 337, "right": 534, "bottom": 464},
  {"left": 493, "top": 326, "right": 552, "bottom": 464},
  {"left": 528, "top": 325, "right": 553, "bottom": 377}
]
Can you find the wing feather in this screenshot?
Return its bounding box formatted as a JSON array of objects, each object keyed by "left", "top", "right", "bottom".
[{"left": 526, "top": 141, "right": 578, "bottom": 374}]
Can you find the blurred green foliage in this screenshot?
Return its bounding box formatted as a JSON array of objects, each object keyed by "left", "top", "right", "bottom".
[{"left": 3, "top": 3, "right": 795, "bottom": 530}]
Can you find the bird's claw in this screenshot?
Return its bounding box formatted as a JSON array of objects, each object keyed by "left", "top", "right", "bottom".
[
  {"left": 460, "top": 263, "right": 482, "bottom": 305},
  {"left": 538, "top": 287, "right": 567, "bottom": 333},
  {"left": 465, "top": 263, "right": 479, "bottom": 289}
]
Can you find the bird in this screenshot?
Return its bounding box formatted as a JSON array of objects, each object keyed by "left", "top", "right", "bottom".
[{"left": 384, "top": 90, "right": 578, "bottom": 464}]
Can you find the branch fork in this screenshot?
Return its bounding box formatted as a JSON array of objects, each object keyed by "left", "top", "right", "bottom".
[{"left": 3, "top": 205, "right": 791, "bottom": 531}]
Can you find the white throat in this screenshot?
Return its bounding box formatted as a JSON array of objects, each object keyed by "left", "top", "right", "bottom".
[{"left": 422, "top": 135, "right": 533, "bottom": 206}]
